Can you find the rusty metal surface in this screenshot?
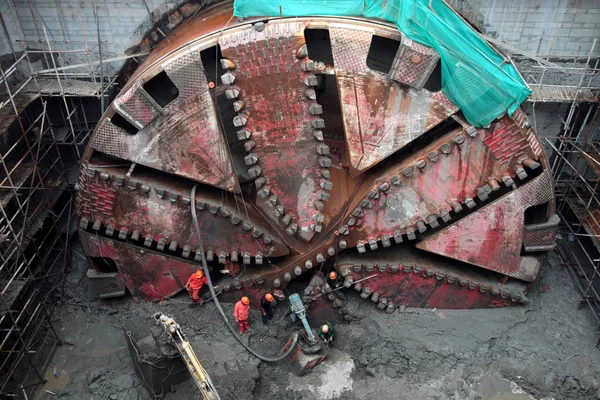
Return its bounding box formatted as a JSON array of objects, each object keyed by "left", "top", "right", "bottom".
[
  {"left": 523, "top": 214, "right": 560, "bottom": 252},
  {"left": 335, "top": 247, "right": 526, "bottom": 309},
  {"left": 77, "top": 164, "right": 289, "bottom": 262},
  {"left": 338, "top": 117, "right": 530, "bottom": 249},
  {"left": 113, "top": 82, "right": 161, "bottom": 129},
  {"left": 78, "top": 12, "right": 557, "bottom": 309},
  {"left": 329, "top": 24, "right": 458, "bottom": 175},
  {"left": 417, "top": 171, "right": 554, "bottom": 282},
  {"left": 389, "top": 34, "right": 440, "bottom": 89},
  {"left": 218, "top": 21, "right": 331, "bottom": 241},
  {"left": 91, "top": 49, "right": 238, "bottom": 192},
  {"left": 80, "top": 230, "right": 195, "bottom": 300}
]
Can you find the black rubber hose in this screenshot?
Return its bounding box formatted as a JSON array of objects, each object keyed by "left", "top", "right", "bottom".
[{"left": 190, "top": 185, "right": 298, "bottom": 362}]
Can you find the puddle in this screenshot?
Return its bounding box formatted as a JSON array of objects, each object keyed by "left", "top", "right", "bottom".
[
  {"left": 287, "top": 349, "right": 354, "bottom": 399},
  {"left": 476, "top": 373, "right": 540, "bottom": 400},
  {"left": 33, "top": 368, "right": 70, "bottom": 399}
]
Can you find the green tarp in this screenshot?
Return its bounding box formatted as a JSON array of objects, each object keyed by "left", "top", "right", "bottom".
[{"left": 233, "top": 0, "right": 531, "bottom": 128}]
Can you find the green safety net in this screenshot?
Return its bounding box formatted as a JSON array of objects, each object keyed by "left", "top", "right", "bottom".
[{"left": 233, "top": 0, "right": 531, "bottom": 128}]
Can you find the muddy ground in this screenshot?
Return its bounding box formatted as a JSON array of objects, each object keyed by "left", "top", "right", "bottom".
[{"left": 33, "top": 242, "right": 600, "bottom": 400}]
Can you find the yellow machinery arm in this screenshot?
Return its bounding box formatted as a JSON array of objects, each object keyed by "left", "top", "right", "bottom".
[{"left": 154, "top": 313, "right": 221, "bottom": 400}]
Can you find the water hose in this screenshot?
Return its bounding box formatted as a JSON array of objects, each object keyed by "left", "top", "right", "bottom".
[{"left": 190, "top": 185, "right": 298, "bottom": 362}]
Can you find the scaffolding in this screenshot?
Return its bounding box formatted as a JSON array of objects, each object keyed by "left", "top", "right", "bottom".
[
  {"left": 0, "top": 18, "right": 112, "bottom": 398},
  {"left": 523, "top": 38, "right": 600, "bottom": 345},
  {"left": 0, "top": 1, "right": 596, "bottom": 397}
]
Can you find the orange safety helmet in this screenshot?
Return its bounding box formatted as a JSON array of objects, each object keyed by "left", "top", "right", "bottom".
[
  {"left": 195, "top": 270, "right": 204, "bottom": 278},
  {"left": 241, "top": 296, "right": 250, "bottom": 305},
  {"left": 329, "top": 271, "right": 337, "bottom": 280},
  {"left": 321, "top": 324, "right": 329, "bottom": 333},
  {"left": 265, "top": 293, "right": 274, "bottom": 302}
]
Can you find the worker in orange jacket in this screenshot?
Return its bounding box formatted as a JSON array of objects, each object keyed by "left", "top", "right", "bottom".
[
  {"left": 234, "top": 296, "right": 251, "bottom": 334},
  {"left": 186, "top": 270, "right": 208, "bottom": 303}
]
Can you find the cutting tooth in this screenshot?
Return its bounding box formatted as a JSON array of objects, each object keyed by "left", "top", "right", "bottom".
[
  {"left": 244, "top": 153, "right": 259, "bottom": 166},
  {"left": 255, "top": 177, "right": 266, "bottom": 188},
  {"left": 296, "top": 44, "right": 308, "bottom": 58},
  {"left": 220, "top": 59, "right": 236, "bottom": 70},
  {"left": 206, "top": 249, "right": 214, "bottom": 262},
  {"left": 309, "top": 104, "right": 323, "bottom": 115},
  {"left": 305, "top": 88, "right": 317, "bottom": 100},
  {"left": 318, "top": 157, "right": 332, "bottom": 168},
  {"left": 233, "top": 113, "right": 248, "bottom": 127},
  {"left": 237, "top": 129, "right": 251, "bottom": 140},
  {"left": 301, "top": 60, "right": 316, "bottom": 71},
  {"left": 248, "top": 166, "right": 262, "bottom": 178},
  {"left": 489, "top": 179, "right": 501, "bottom": 191},
  {"left": 221, "top": 72, "right": 235, "bottom": 84},
  {"left": 357, "top": 241, "right": 366, "bottom": 253},
  {"left": 304, "top": 74, "right": 318, "bottom": 86},
  {"left": 225, "top": 88, "right": 240, "bottom": 99},
  {"left": 218, "top": 251, "right": 227, "bottom": 264},
  {"left": 515, "top": 167, "right": 528, "bottom": 180},
  {"left": 451, "top": 200, "right": 463, "bottom": 213},
  {"left": 316, "top": 143, "right": 330, "bottom": 155},
  {"left": 521, "top": 158, "right": 541, "bottom": 170},
  {"left": 233, "top": 100, "right": 245, "bottom": 112},
  {"left": 368, "top": 238, "right": 378, "bottom": 251},
  {"left": 312, "top": 118, "right": 325, "bottom": 129}
]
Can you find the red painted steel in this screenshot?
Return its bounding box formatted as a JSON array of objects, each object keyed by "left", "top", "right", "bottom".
[
  {"left": 417, "top": 172, "right": 554, "bottom": 282},
  {"left": 77, "top": 165, "right": 289, "bottom": 260},
  {"left": 91, "top": 53, "right": 238, "bottom": 192},
  {"left": 329, "top": 24, "right": 458, "bottom": 176},
  {"left": 339, "top": 116, "right": 530, "bottom": 249},
  {"left": 77, "top": 10, "right": 557, "bottom": 311},
  {"left": 335, "top": 248, "right": 522, "bottom": 309},
  {"left": 218, "top": 22, "right": 330, "bottom": 242}
]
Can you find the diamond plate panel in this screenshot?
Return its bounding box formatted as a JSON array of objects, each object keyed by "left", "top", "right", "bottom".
[
  {"left": 79, "top": 229, "right": 115, "bottom": 258},
  {"left": 390, "top": 35, "right": 440, "bottom": 89},
  {"left": 87, "top": 269, "right": 127, "bottom": 298},
  {"left": 162, "top": 51, "right": 205, "bottom": 101},
  {"left": 483, "top": 115, "right": 539, "bottom": 166},
  {"left": 90, "top": 119, "right": 130, "bottom": 159},
  {"left": 114, "top": 83, "right": 160, "bottom": 128},
  {"left": 523, "top": 214, "right": 559, "bottom": 252},
  {"left": 329, "top": 25, "right": 374, "bottom": 74}
]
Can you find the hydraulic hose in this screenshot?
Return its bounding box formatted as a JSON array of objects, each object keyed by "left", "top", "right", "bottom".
[{"left": 190, "top": 185, "right": 298, "bottom": 362}]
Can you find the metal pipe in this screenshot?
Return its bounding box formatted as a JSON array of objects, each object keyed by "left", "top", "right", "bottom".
[
  {"left": 190, "top": 184, "right": 299, "bottom": 362},
  {"left": 93, "top": 0, "right": 105, "bottom": 112}
]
